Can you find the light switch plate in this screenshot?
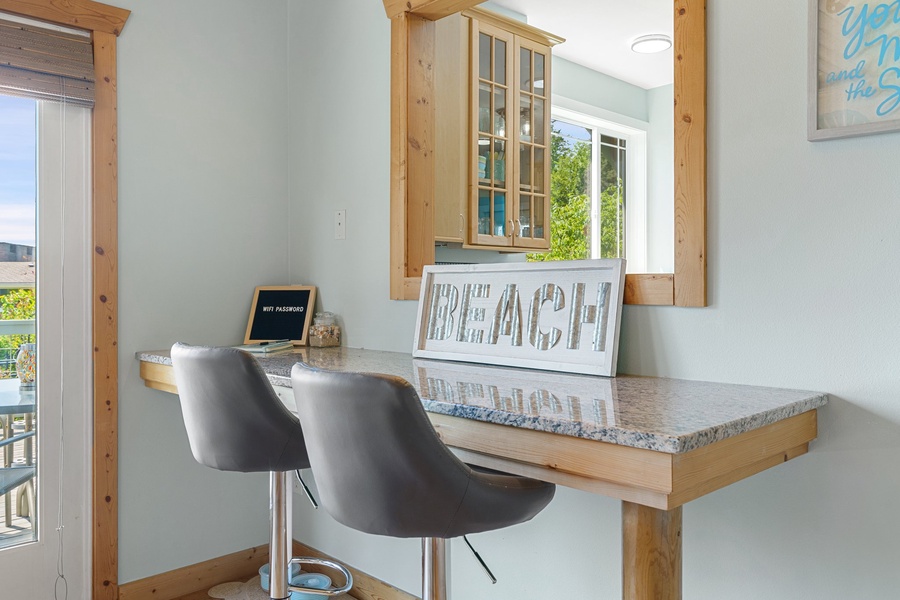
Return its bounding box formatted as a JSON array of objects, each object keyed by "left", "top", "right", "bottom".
[{"left": 334, "top": 209, "right": 346, "bottom": 240}]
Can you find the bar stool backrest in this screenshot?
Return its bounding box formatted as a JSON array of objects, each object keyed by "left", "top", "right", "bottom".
[
  {"left": 291, "top": 362, "right": 554, "bottom": 539},
  {"left": 171, "top": 343, "right": 309, "bottom": 473}
]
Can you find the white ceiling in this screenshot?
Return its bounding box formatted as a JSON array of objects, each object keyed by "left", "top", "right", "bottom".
[{"left": 488, "top": 0, "right": 674, "bottom": 90}]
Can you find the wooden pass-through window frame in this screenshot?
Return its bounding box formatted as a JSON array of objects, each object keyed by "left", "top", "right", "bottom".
[{"left": 384, "top": 0, "right": 707, "bottom": 307}]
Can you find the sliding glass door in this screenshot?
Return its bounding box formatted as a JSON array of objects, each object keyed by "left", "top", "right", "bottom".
[{"left": 0, "top": 93, "right": 92, "bottom": 596}]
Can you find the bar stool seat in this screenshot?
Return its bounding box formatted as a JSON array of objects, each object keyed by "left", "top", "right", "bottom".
[
  {"left": 291, "top": 362, "right": 555, "bottom": 600},
  {"left": 171, "top": 343, "right": 353, "bottom": 600}
]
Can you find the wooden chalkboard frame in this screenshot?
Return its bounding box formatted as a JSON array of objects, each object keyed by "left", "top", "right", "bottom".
[
  {"left": 244, "top": 285, "right": 317, "bottom": 345},
  {"left": 809, "top": 0, "right": 900, "bottom": 141}
]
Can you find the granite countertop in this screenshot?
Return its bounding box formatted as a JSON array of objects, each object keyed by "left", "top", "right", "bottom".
[{"left": 138, "top": 346, "right": 828, "bottom": 454}]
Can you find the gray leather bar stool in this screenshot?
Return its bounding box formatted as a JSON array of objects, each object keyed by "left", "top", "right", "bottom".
[
  {"left": 290, "top": 362, "right": 555, "bottom": 600},
  {"left": 170, "top": 343, "right": 353, "bottom": 600}
]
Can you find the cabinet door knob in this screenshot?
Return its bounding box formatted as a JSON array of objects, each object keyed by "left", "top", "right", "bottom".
[
  {"left": 507, "top": 219, "right": 514, "bottom": 238},
  {"left": 459, "top": 214, "right": 465, "bottom": 236}
]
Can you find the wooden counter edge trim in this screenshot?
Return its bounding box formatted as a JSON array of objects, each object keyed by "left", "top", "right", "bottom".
[
  {"left": 138, "top": 359, "right": 820, "bottom": 510},
  {"left": 435, "top": 409, "right": 819, "bottom": 510},
  {"left": 451, "top": 447, "right": 672, "bottom": 509},
  {"left": 669, "top": 410, "right": 817, "bottom": 507},
  {"left": 140, "top": 360, "right": 177, "bottom": 389},
  {"left": 430, "top": 413, "right": 675, "bottom": 494}
]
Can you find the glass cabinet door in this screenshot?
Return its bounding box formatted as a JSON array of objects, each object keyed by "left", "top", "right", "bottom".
[
  {"left": 471, "top": 22, "right": 514, "bottom": 247},
  {"left": 513, "top": 38, "right": 551, "bottom": 249}
]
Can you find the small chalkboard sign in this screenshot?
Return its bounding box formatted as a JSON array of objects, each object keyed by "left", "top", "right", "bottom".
[{"left": 244, "top": 285, "right": 317, "bottom": 346}]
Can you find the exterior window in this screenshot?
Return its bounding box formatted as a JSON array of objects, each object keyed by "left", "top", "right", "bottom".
[{"left": 529, "top": 107, "right": 647, "bottom": 270}]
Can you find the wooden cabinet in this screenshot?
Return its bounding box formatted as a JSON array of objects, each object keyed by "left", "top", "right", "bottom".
[{"left": 434, "top": 8, "right": 562, "bottom": 251}]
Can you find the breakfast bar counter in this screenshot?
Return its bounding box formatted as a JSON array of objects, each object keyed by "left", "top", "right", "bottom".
[{"left": 138, "top": 346, "right": 828, "bottom": 600}]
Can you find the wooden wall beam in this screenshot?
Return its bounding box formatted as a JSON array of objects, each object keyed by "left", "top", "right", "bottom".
[
  {"left": 405, "top": 15, "right": 436, "bottom": 279},
  {"left": 0, "top": 0, "right": 129, "bottom": 35},
  {"left": 673, "top": 0, "right": 707, "bottom": 307},
  {"left": 390, "top": 13, "right": 438, "bottom": 298},
  {"left": 92, "top": 27, "right": 121, "bottom": 600},
  {"left": 6, "top": 2, "right": 129, "bottom": 598}
]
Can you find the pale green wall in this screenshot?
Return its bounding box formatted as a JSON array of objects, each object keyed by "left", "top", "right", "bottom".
[
  {"left": 647, "top": 83, "right": 675, "bottom": 272},
  {"left": 115, "top": 0, "right": 900, "bottom": 598},
  {"left": 115, "top": 0, "right": 290, "bottom": 582},
  {"left": 288, "top": 1, "right": 900, "bottom": 599},
  {"left": 553, "top": 56, "right": 649, "bottom": 122}
]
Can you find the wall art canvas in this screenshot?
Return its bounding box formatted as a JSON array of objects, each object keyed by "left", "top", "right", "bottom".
[{"left": 809, "top": 0, "right": 900, "bottom": 140}]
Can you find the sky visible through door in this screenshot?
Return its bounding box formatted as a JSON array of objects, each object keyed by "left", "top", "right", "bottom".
[{"left": 0, "top": 93, "right": 38, "bottom": 550}]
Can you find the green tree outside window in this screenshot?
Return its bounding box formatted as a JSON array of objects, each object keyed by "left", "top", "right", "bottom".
[
  {"left": 528, "top": 126, "right": 624, "bottom": 262},
  {"left": 1, "top": 288, "right": 36, "bottom": 378}
]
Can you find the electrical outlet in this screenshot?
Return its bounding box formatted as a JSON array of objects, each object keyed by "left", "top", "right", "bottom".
[{"left": 334, "top": 209, "right": 346, "bottom": 240}]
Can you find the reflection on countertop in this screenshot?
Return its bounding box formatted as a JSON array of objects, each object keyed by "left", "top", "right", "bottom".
[{"left": 137, "top": 346, "right": 827, "bottom": 454}]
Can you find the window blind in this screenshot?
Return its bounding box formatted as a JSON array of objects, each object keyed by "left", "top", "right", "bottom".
[{"left": 0, "top": 17, "right": 94, "bottom": 107}]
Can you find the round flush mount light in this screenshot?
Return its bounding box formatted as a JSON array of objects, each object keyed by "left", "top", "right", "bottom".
[{"left": 631, "top": 34, "right": 672, "bottom": 54}]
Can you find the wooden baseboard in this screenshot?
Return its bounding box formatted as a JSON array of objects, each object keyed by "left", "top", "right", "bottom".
[
  {"left": 117, "top": 540, "right": 418, "bottom": 600},
  {"left": 293, "top": 540, "right": 419, "bottom": 600},
  {"left": 118, "top": 544, "right": 268, "bottom": 600}
]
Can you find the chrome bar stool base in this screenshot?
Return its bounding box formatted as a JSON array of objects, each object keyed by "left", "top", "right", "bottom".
[
  {"left": 422, "top": 537, "right": 448, "bottom": 600},
  {"left": 269, "top": 471, "right": 353, "bottom": 600}
]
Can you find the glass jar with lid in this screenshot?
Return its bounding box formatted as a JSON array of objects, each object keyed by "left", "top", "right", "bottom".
[{"left": 309, "top": 312, "right": 340, "bottom": 347}]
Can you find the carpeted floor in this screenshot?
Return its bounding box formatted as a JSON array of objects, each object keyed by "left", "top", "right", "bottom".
[{"left": 206, "top": 575, "right": 353, "bottom": 599}]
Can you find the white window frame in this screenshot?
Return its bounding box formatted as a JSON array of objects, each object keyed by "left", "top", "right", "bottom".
[{"left": 552, "top": 97, "right": 649, "bottom": 273}]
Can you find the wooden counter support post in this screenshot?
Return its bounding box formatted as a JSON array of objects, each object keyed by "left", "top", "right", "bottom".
[{"left": 622, "top": 501, "right": 682, "bottom": 600}]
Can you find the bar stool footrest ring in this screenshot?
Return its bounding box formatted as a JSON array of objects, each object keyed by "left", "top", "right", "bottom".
[{"left": 287, "top": 557, "right": 353, "bottom": 597}]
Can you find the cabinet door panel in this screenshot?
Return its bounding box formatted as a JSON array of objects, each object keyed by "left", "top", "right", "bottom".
[
  {"left": 469, "top": 20, "right": 514, "bottom": 247},
  {"left": 512, "top": 35, "right": 551, "bottom": 249}
]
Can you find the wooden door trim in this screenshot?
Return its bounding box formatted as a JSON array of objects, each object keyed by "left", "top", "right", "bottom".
[{"left": 0, "top": 2, "right": 130, "bottom": 598}]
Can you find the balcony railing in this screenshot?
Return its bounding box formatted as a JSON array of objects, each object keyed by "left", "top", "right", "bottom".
[{"left": 0, "top": 319, "right": 35, "bottom": 380}]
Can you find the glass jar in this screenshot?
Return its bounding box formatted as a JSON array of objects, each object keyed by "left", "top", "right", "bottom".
[{"left": 309, "top": 312, "right": 340, "bottom": 347}]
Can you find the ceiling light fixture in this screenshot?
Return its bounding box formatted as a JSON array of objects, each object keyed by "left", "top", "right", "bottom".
[{"left": 631, "top": 34, "right": 672, "bottom": 54}]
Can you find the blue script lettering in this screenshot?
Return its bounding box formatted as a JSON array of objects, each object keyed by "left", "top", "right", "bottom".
[
  {"left": 864, "top": 33, "right": 900, "bottom": 67},
  {"left": 846, "top": 78, "right": 877, "bottom": 100},
  {"left": 840, "top": 1, "right": 900, "bottom": 60},
  {"left": 877, "top": 67, "right": 900, "bottom": 116},
  {"left": 827, "top": 59, "right": 867, "bottom": 83}
]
